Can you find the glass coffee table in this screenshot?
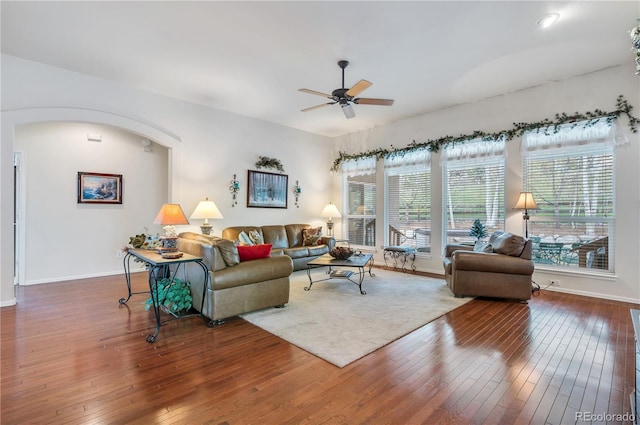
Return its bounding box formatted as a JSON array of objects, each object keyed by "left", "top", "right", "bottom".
[{"left": 305, "top": 253, "right": 375, "bottom": 295}]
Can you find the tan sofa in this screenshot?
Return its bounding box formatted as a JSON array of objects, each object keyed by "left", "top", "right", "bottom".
[
  {"left": 222, "top": 224, "right": 336, "bottom": 271},
  {"left": 443, "top": 231, "right": 535, "bottom": 302},
  {"left": 177, "top": 232, "right": 294, "bottom": 324}
]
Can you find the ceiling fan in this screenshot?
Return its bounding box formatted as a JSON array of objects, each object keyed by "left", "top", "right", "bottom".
[{"left": 299, "top": 60, "right": 394, "bottom": 119}]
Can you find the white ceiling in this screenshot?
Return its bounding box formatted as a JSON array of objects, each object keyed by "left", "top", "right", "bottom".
[{"left": 2, "top": 1, "right": 638, "bottom": 137}]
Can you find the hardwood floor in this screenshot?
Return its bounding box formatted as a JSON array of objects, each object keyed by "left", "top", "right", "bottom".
[{"left": 1, "top": 271, "right": 638, "bottom": 425}]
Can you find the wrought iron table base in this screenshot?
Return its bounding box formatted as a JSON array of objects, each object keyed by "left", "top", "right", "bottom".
[
  {"left": 383, "top": 246, "right": 416, "bottom": 272},
  {"left": 121, "top": 250, "right": 210, "bottom": 343},
  {"left": 305, "top": 255, "right": 374, "bottom": 295}
]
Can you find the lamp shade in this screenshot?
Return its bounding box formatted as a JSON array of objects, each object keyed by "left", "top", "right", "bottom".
[
  {"left": 513, "top": 192, "right": 539, "bottom": 210},
  {"left": 153, "top": 204, "right": 190, "bottom": 226},
  {"left": 190, "top": 198, "right": 224, "bottom": 221},
  {"left": 321, "top": 203, "right": 342, "bottom": 219}
]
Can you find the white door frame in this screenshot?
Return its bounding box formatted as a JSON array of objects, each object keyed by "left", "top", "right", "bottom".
[{"left": 13, "top": 151, "right": 25, "bottom": 287}]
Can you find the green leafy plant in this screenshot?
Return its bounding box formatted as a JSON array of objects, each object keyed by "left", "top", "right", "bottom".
[
  {"left": 124, "top": 231, "right": 162, "bottom": 267},
  {"left": 469, "top": 219, "right": 488, "bottom": 241},
  {"left": 127, "top": 231, "right": 161, "bottom": 250},
  {"left": 330, "top": 95, "right": 639, "bottom": 172},
  {"left": 145, "top": 277, "right": 193, "bottom": 314},
  {"left": 255, "top": 156, "right": 285, "bottom": 172}
]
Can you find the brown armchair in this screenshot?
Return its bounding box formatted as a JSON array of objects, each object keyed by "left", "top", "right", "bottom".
[{"left": 443, "top": 231, "right": 535, "bottom": 302}]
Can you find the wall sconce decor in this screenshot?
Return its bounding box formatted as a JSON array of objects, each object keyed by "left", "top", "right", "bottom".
[
  {"left": 292, "top": 180, "right": 301, "bottom": 208},
  {"left": 229, "top": 174, "right": 240, "bottom": 207}
]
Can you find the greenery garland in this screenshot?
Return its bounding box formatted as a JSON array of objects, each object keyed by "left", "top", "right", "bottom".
[
  {"left": 330, "top": 95, "right": 639, "bottom": 172},
  {"left": 631, "top": 19, "right": 640, "bottom": 76},
  {"left": 256, "top": 156, "right": 285, "bottom": 173}
]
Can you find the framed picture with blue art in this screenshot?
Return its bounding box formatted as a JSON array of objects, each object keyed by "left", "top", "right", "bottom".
[
  {"left": 77, "top": 172, "right": 123, "bottom": 204},
  {"left": 247, "top": 170, "right": 288, "bottom": 208}
]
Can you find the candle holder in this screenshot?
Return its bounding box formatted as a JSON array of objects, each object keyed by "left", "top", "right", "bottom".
[
  {"left": 229, "top": 174, "right": 240, "bottom": 207},
  {"left": 292, "top": 180, "right": 302, "bottom": 208}
]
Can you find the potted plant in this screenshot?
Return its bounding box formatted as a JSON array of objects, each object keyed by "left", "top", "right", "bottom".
[
  {"left": 145, "top": 277, "right": 193, "bottom": 316},
  {"left": 469, "top": 218, "right": 488, "bottom": 241}
]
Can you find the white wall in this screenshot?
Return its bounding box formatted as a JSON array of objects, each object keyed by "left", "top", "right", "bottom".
[
  {"left": 14, "top": 122, "right": 169, "bottom": 283},
  {"left": 334, "top": 64, "right": 640, "bottom": 303},
  {"left": 1, "top": 54, "right": 333, "bottom": 304},
  {"left": 2, "top": 53, "right": 638, "bottom": 304}
]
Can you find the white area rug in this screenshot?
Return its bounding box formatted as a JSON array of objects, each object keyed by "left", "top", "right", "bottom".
[{"left": 240, "top": 267, "right": 473, "bottom": 367}]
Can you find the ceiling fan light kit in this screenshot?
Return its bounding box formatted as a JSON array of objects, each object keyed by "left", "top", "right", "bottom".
[
  {"left": 299, "top": 60, "right": 394, "bottom": 119},
  {"left": 341, "top": 102, "right": 356, "bottom": 119}
]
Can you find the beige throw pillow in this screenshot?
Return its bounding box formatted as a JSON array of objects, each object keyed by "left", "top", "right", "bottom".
[
  {"left": 473, "top": 241, "right": 493, "bottom": 253},
  {"left": 302, "top": 227, "right": 322, "bottom": 246},
  {"left": 248, "top": 230, "right": 264, "bottom": 245},
  {"left": 214, "top": 239, "right": 240, "bottom": 266},
  {"left": 492, "top": 232, "right": 526, "bottom": 257}
]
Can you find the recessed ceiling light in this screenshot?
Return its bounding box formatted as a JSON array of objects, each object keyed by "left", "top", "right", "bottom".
[{"left": 537, "top": 13, "right": 560, "bottom": 29}]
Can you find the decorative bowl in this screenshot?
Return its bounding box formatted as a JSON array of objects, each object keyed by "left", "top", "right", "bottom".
[{"left": 329, "top": 246, "right": 355, "bottom": 260}]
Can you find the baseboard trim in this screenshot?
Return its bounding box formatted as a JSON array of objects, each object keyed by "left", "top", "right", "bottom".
[
  {"left": 0, "top": 298, "right": 17, "bottom": 307},
  {"left": 541, "top": 285, "right": 640, "bottom": 304},
  {"left": 23, "top": 267, "right": 146, "bottom": 286}
]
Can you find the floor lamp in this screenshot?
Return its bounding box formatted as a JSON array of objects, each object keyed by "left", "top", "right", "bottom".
[
  {"left": 514, "top": 192, "right": 540, "bottom": 293},
  {"left": 513, "top": 192, "right": 539, "bottom": 239}
]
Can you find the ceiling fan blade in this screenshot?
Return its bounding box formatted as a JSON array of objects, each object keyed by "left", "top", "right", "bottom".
[
  {"left": 354, "top": 98, "right": 395, "bottom": 106},
  {"left": 298, "top": 88, "right": 334, "bottom": 99},
  {"left": 345, "top": 79, "right": 372, "bottom": 97},
  {"left": 301, "top": 102, "right": 334, "bottom": 112}
]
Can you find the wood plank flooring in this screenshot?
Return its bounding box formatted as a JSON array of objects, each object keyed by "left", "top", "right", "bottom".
[{"left": 1, "top": 271, "right": 638, "bottom": 424}]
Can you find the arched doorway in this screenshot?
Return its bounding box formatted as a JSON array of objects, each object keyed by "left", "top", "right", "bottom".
[{"left": 1, "top": 108, "right": 182, "bottom": 305}]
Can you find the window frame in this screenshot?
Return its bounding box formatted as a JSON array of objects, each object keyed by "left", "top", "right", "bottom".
[
  {"left": 441, "top": 138, "right": 507, "bottom": 250},
  {"left": 522, "top": 144, "right": 615, "bottom": 272},
  {"left": 341, "top": 156, "right": 378, "bottom": 249},
  {"left": 384, "top": 152, "right": 432, "bottom": 256}
]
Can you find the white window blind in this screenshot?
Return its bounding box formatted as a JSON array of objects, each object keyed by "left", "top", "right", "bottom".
[
  {"left": 384, "top": 150, "right": 431, "bottom": 254},
  {"left": 442, "top": 137, "right": 506, "bottom": 247},
  {"left": 342, "top": 157, "right": 377, "bottom": 247},
  {"left": 522, "top": 120, "right": 616, "bottom": 271}
]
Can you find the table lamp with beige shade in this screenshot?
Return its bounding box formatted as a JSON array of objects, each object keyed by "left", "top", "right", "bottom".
[
  {"left": 321, "top": 203, "right": 341, "bottom": 237},
  {"left": 154, "top": 203, "right": 189, "bottom": 256},
  {"left": 189, "top": 197, "right": 224, "bottom": 235}
]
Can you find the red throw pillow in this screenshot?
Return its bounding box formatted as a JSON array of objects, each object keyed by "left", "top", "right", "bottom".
[{"left": 237, "top": 244, "right": 272, "bottom": 262}]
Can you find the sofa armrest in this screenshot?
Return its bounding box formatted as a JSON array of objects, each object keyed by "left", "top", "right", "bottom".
[
  {"left": 320, "top": 236, "right": 336, "bottom": 250},
  {"left": 444, "top": 244, "right": 474, "bottom": 258},
  {"left": 452, "top": 251, "right": 534, "bottom": 275},
  {"left": 177, "top": 236, "right": 226, "bottom": 272}
]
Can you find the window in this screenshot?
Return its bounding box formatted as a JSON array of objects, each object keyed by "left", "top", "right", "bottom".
[
  {"left": 522, "top": 119, "right": 618, "bottom": 271},
  {"left": 342, "top": 156, "right": 377, "bottom": 247},
  {"left": 384, "top": 150, "right": 431, "bottom": 254},
  {"left": 442, "top": 137, "right": 506, "bottom": 248}
]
